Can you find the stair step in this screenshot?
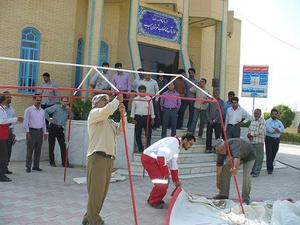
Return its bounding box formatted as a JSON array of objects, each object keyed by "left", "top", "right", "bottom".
[
  {"left": 133, "top": 152, "right": 217, "bottom": 163},
  {"left": 131, "top": 161, "right": 217, "bottom": 174},
  {"left": 116, "top": 169, "right": 216, "bottom": 179},
  {"left": 119, "top": 161, "right": 286, "bottom": 178},
  {"left": 147, "top": 135, "right": 206, "bottom": 145}
]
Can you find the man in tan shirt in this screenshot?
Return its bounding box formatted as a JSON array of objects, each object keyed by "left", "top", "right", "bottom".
[
  {"left": 82, "top": 93, "right": 126, "bottom": 225},
  {"left": 188, "top": 78, "right": 210, "bottom": 137}
]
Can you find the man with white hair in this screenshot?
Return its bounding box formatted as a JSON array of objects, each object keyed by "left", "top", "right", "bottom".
[
  {"left": 82, "top": 93, "right": 126, "bottom": 225},
  {"left": 213, "top": 138, "right": 256, "bottom": 205}
]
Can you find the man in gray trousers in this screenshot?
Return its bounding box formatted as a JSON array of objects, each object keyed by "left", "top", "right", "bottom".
[
  {"left": 213, "top": 138, "right": 256, "bottom": 204},
  {"left": 23, "top": 95, "right": 47, "bottom": 173}
]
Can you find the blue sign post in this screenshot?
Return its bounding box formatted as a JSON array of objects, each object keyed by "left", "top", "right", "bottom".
[
  {"left": 242, "top": 65, "right": 269, "bottom": 98},
  {"left": 138, "top": 7, "right": 181, "bottom": 43},
  {"left": 242, "top": 65, "right": 269, "bottom": 112}
]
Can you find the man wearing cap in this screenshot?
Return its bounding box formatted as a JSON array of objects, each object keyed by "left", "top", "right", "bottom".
[
  {"left": 213, "top": 138, "right": 256, "bottom": 205},
  {"left": 141, "top": 133, "right": 196, "bottom": 209},
  {"left": 82, "top": 93, "right": 126, "bottom": 225}
]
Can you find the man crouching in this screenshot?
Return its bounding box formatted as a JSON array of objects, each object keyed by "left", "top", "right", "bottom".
[
  {"left": 213, "top": 138, "right": 256, "bottom": 205},
  {"left": 141, "top": 133, "right": 195, "bottom": 209},
  {"left": 82, "top": 94, "right": 126, "bottom": 225}
]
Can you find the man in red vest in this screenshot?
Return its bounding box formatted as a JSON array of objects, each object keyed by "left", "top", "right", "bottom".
[
  {"left": 141, "top": 133, "right": 195, "bottom": 209},
  {"left": 0, "top": 92, "right": 22, "bottom": 182}
]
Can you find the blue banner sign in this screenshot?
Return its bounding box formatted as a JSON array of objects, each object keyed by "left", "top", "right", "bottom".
[
  {"left": 242, "top": 65, "right": 269, "bottom": 98},
  {"left": 138, "top": 7, "right": 181, "bottom": 43}
]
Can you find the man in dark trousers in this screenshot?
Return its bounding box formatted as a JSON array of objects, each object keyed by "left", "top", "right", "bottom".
[
  {"left": 265, "top": 108, "right": 284, "bottom": 174},
  {"left": 205, "top": 89, "right": 225, "bottom": 153},
  {"left": 23, "top": 95, "right": 47, "bottom": 172},
  {"left": 44, "top": 97, "right": 72, "bottom": 167},
  {"left": 213, "top": 138, "right": 256, "bottom": 204},
  {"left": 0, "top": 94, "right": 22, "bottom": 181}
]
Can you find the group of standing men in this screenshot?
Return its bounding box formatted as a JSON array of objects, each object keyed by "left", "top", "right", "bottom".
[
  {"left": 0, "top": 72, "right": 73, "bottom": 182},
  {"left": 90, "top": 64, "right": 214, "bottom": 152}
]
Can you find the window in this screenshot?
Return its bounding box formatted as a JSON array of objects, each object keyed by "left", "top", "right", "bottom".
[
  {"left": 98, "top": 41, "right": 109, "bottom": 66},
  {"left": 75, "top": 38, "right": 83, "bottom": 88},
  {"left": 18, "top": 27, "right": 40, "bottom": 93}
]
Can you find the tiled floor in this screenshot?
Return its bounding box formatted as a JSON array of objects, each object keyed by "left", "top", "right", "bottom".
[{"left": 1, "top": 144, "right": 300, "bottom": 225}]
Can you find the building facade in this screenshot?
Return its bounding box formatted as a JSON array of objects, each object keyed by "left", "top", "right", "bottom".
[{"left": 0, "top": 0, "right": 241, "bottom": 114}]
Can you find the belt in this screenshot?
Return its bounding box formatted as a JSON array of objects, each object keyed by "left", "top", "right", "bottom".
[
  {"left": 163, "top": 107, "right": 177, "bottom": 110},
  {"left": 50, "top": 123, "right": 63, "bottom": 129},
  {"left": 94, "top": 151, "right": 115, "bottom": 160},
  {"left": 266, "top": 136, "right": 280, "bottom": 140},
  {"left": 29, "top": 128, "right": 43, "bottom": 131},
  {"left": 228, "top": 124, "right": 237, "bottom": 126}
]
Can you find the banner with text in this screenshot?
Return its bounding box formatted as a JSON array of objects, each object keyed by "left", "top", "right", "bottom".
[{"left": 242, "top": 65, "right": 269, "bottom": 98}]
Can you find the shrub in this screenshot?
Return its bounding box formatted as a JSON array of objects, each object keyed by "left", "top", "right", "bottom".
[
  {"left": 264, "top": 105, "right": 295, "bottom": 128},
  {"left": 72, "top": 99, "right": 92, "bottom": 120},
  {"left": 280, "top": 132, "right": 300, "bottom": 144}
]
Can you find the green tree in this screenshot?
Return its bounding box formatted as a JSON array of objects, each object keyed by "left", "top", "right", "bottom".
[{"left": 264, "top": 105, "right": 295, "bottom": 128}]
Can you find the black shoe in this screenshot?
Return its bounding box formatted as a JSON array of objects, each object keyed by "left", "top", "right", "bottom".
[
  {"left": 243, "top": 199, "right": 250, "bottom": 205},
  {"left": 267, "top": 171, "right": 273, "bottom": 175},
  {"left": 150, "top": 202, "right": 164, "bottom": 209},
  {"left": 50, "top": 163, "right": 57, "bottom": 167},
  {"left": 6, "top": 170, "right": 13, "bottom": 174},
  {"left": 26, "top": 168, "right": 31, "bottom": 173},
  {"left": 213, "top": 194, "right": 229, "bottom": 200},
  {"left": 32, "top": 167, "right": 43, "bottom": 171},
  {"left": 0, "top": 176, "right": 12, "bottom": 182},
  {"left": 82, "top": 217, "right": 88, "bottom": 225},
  {"left": 61, "top": 164, "right": 74, "bottom": 168}
]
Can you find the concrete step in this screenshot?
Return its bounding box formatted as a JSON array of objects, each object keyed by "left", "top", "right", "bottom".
[
  {"left": 116, "top": 169, "right": 216, "bottom": 179},
  {"left": 117, "top": 161, "right": 287, "bottom": 179},
  {"left": 147, "top": 135, "right": 206, "bottom": 145},
  {"left": 130, "top": 161, "right": 217, "bottom": 174},
  {"left": 152, "top": 128, "right": 201, "bottom": 137},
  {"left": 133, "top": 152, "right": 217, "bottom": 164}
]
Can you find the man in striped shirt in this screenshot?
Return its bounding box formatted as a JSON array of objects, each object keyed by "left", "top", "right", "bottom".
[{"left": 247, "top": 108, "right": 266, "bottom": 177}]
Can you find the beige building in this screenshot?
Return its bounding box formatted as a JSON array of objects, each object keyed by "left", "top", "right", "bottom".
[{"left": 0, "top": 0, "right": 241, "bottom": 114}]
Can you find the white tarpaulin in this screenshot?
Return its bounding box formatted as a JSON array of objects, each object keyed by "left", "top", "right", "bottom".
[{"left": 167, "top": 189, "right": 300, "bottom": 225}]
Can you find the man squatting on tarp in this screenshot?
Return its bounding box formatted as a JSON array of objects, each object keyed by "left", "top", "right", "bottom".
[
  {"left": 213, "top": 138, "right": 256, "bottom": 205},
  {"left": 141, "top": 133, "right": 196, "bottom": 209}
]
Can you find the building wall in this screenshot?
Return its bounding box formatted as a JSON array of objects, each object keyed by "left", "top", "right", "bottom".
[
  {"left": 188, "top": 26, "right": 202, "bottom": 78},
  {"left": 224, "top": 18, "right": 241, "bottom": 97},
  {"left": 116, "top": 0, "right": 131, "bottom": 70},
  {"left": 0, "top": 0, "right": 82, "bottom": 115},
  {"left": 102, "top": 3, "right": 121, "bottom": 68},
  {"left": 199, "top": 26, "right": 216, "bottom": 93}
]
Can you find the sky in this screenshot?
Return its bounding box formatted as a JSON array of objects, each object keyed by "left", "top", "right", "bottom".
[{"left": 228, "top": 0, "right": 300, "bottom": 113}]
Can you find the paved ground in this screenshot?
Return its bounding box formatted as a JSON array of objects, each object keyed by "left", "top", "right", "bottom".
[{"left": 1, "top": 144, "right": 300, "bottom": 225}]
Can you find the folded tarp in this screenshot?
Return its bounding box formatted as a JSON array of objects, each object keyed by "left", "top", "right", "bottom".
[{"left": 166, "top": 188, "right": 300, "bottom": 225}]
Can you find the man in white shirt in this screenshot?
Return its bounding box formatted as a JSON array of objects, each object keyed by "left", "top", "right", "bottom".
[
  {"left": 225, "top": 97, "right": 251, "bottom": 138},
  {"left": 139, "top": 73, "right": 159, "bottom": 95},
  {"left": 2, "top": 91, "right": 17, "bottom": 174},
  {"left": 0, "top": 93, "right": 22, "bottom": 182},
  {"left": 131, "top": 68, "right": 144, "bottom": 92},
  {"left": 141, "top": 133, "right": 195, "bottom": 209},
  {"left": 131, "top": 85, "right": 155, "bottom": 152},
  {"left": 90, "top": 62, "right": 111, "bottom": 91}
]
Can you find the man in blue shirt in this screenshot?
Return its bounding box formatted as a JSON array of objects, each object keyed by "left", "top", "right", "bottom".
[
  {"left": 45, "top": 97, "right": 72, "bottom": 167},
  {"left": 224, "top": 91, "right": 235, "bottom": 113},
  {"left": 265, "top": 108, "right": 284, "bottom": 174}
]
